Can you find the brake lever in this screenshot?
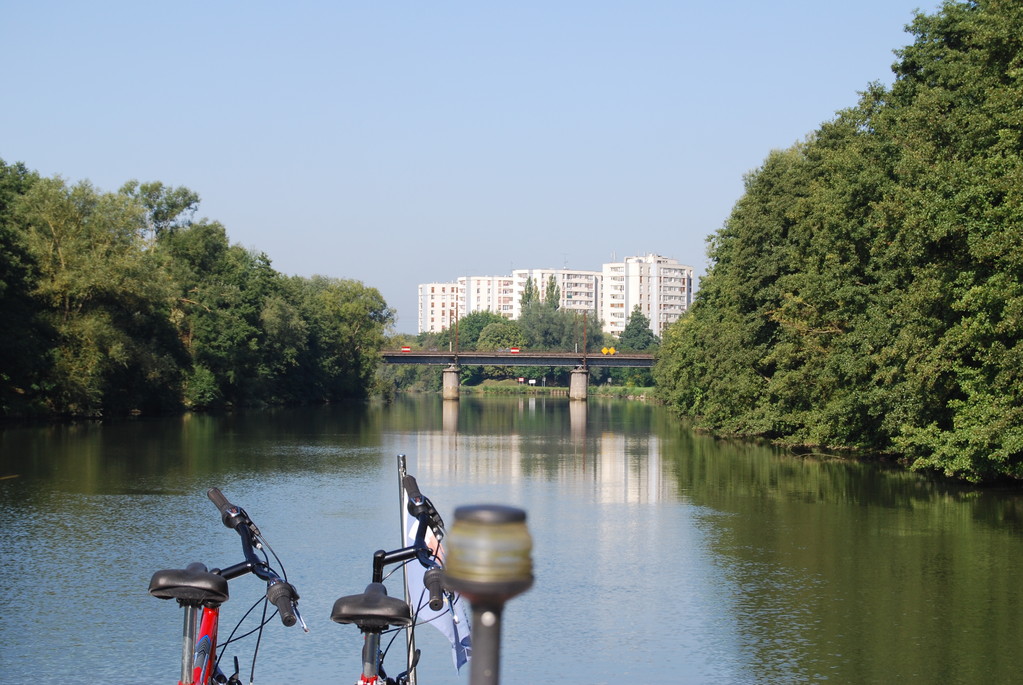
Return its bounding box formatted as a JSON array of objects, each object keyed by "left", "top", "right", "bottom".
[{"left": 293, "top": 602, "right": 309, "bottom": 632}]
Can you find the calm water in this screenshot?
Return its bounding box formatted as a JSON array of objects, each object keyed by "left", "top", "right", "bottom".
[{"left": 2, "top": 396, "right": 1022, "bottom": 684}]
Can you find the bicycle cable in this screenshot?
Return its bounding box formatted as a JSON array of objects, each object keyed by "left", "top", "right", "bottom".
[{"left": 213, "top": 540, "right": 283, "bottom": 683}]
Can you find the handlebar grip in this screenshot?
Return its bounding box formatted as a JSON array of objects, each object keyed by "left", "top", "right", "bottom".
[
  {"left": 267, "top": 580, "right": 299, "bottom": 627},
  {"left": 208, "top": 487, "right": 247, "bottom": 529},
  {"left": 424, "top": 567, "right": 444, "bottom": 611},
  {"left": 403, "top": 475, "right": 423, "bottom": 501},
  {"left": 207, "top": 487, "right": 232, "bottom": 511}
]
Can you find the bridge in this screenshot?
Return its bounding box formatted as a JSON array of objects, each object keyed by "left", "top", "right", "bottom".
[
  {"left": 380, "top": 349, "right": 655, "bottom": 400},
  {"left": 380, "top": 350, "right": 654, "bottom": 368}
]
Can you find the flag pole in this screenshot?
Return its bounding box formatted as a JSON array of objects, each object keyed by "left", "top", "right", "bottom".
[{"left": 397, "top": 454, "right": 418, "bottom": 685}]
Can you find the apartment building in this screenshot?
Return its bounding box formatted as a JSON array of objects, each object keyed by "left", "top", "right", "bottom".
[
  {"left": 601, "top": 254, "right": 693, "bottom": 338},
  {"left": 418, "top": 254, "right": 693, "bottom": 337},
  {"left": 510, "top": 268, "right": 602, "bottom": 319},
  {"left": 459, "top": 275, "right": 516, "bottom": 319},
  {"left": 417, "top": 281, "right": 460, "bottom": 334}
]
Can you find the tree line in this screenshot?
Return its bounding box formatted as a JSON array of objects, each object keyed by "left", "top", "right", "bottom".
[
  {"left": 654, "top": 0, "right": 1023, "bottom": 483},
  {"left": 0, "top": 165, "right": 393, "bottom": 418}
]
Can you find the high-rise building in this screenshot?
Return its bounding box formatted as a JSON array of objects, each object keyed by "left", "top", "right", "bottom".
[
  {"left": 510, "top": 268, "right": 602, "bottom": 319},
  {"left": 417, "top": 281, "right": 460, "bottom": 334},
  {"left": 417, "top": 254, "right": 693, "bottom": 337},
  {"left": 459, "top": 275, "right": 516, "bottom": 319},
  {"left": 600, "top": 254, "right": 693, "bottom": 338}
]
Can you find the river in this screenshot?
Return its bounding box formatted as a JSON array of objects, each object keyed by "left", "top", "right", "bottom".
[{"left": 1, "top": 395, "right": 1021, "bottom": 683}]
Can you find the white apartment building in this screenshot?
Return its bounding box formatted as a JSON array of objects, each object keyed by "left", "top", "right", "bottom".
[
  {"left": 417, "top": 254, "right": 693, "bottom": 337},
  {"left": 510, "top": 268, "right": 602, "bottom": 319},
  {"left": 459, "top": 275, "right": 516, "bottom": 319},
  {"left": 417, "top": 281, "right": 460, "bottom": 334},
  {"left": 419, "top": 276, "right": 516, "bottom": 334},
  {"left": 601, "top": 254, "right": 694, "bottom": 338}
]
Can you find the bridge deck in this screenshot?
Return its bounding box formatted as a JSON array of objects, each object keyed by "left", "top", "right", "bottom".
[{"left": 380, "top": 350, "right": 654, "bottom": 368}]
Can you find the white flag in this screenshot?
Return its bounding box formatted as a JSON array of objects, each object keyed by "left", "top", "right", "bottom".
[{"left": 404, "top": 501, "right": 472, "bottom": 672}]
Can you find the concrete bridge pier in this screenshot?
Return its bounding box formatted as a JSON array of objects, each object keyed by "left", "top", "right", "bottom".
[
  {"left": 569, "top": 367, "right": 589, "bottom": 401},
  {"left": 442, "top": 365, "right": 460, "bottom": 400}
]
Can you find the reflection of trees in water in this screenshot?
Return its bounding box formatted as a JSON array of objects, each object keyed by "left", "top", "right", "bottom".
[{"left": 666, "top": 431, "right": 1023, "bottom": 683}]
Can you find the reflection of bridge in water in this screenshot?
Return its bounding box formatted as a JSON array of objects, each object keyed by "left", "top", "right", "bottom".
[{"left": 380, "top": 350, "right": 655, "bottom": 399}]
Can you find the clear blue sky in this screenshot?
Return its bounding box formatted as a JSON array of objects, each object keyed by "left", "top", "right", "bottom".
[{"left": 3, "top": 1, "right": 940, "bottom": 333}]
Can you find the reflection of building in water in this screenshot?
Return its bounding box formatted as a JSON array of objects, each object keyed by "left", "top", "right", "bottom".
[
  {"left": 407, "top": 403, "right": 676, "bottom": 504},
  {"left": 595, "top": 434, "right": 672, "bottom": 504},
  {"left": 414, "top": 432, "right": 527, "bottom": 484}
]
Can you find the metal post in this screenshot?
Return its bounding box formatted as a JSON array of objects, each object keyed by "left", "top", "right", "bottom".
[{"left": 583, "top": 311, "right": 588, "bottom": 369}]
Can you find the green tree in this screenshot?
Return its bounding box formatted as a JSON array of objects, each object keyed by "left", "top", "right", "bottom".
[
  {"left": 0, "top": 160, "right": 50, "bottom": 416},
  {"left": 120, "top": 180, "right": 200, "bottom": 237},
  {"left": 613, "top": 306, "right": 659, "bottom": 385},
  {"left": 477, "top": 321, "right": 526, "bottom": 350},
  {"left": 454, "top": 310, "right": 507, "bottom": 350},
  {"left": 520, "top": 276, "right": 539, "bottom": 308},
  {"left": 17, "top": 176, "right": 185, "bottom": 415},
  {"left": 0, "top": 162, "right": 401, "bottom": 416},
  {"left": 297, "top": 276, "right": 394, "bottom": 400},
  {"left": 376, "top": 333, "right": 441, "bottom": 395},
  {"left": 618, "top": 306, "right": 659, "bottom": 351},
  {"left": 543, "top": 275, "right": 560, "bottom": 309},
  {"left": 466, "top": 321, "right": 526, "bottom": 382},
  {"left": 656, "top": 0, "right": 1023, "bottom": 482}
]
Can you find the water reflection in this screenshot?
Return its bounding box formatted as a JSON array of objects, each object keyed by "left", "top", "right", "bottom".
[
  {"left": 2, "top": 397, "right": 1023, "bottom": 684},
  {"left": 404, "top": 397, "right": 676, "bottom": 505}
]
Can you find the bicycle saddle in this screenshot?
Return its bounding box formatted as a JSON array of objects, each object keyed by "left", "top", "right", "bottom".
[
  {"left": 149, "top": 561, "right": 230, "bottom": 606},
  {"left": 331, "top": 582, "right": 412, "bottom": 631}
]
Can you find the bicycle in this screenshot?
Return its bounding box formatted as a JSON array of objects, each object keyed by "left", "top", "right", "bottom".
[
  {"left": 331, "top": 460, "right": 471, "bottom": 685},
  {"left": 148, "top": 488, "right": 307, "bottom": 684}
]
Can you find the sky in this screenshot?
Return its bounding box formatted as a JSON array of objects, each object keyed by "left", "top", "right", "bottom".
[{"left": 2, "top": 0, "right": 942, "bottom": 333}]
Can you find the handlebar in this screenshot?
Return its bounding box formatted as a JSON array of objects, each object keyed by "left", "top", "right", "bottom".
[
  {"left": 267, "top": 579, "right": 300, "bottom": 627},
  {"left": 359, "top": 475, "right": 453, "bottom": 632},
  {"left": 402, "top": 475, "right": 423, "bottom": 502},
  {"left": 207, "top": 486, "right": 232, "bottom": 516},
  {"left": 207, "top": 487, "right": 306, "bottom": 630},
  {"left": 424, "top": 567, "right": 445, "bottom": 611},
  {"left": 403, "top": 476, "right": 445, "bottom": 541}
]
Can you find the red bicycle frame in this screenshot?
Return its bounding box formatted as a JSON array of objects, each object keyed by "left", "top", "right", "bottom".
[{"left": 179, "top": 604, "right": 221, "bottom": 685}]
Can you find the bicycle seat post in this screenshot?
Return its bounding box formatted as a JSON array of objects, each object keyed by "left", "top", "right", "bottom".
[
  {"left": 443, "top": 505, "right": 534, "bottom": 685},
  {"left": 181, "top": 604, "right": 199, "bottom": 684}
]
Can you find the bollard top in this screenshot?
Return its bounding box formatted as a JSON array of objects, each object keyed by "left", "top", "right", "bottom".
[{"left": 453, "top": 504, "right": 526, "bottom": 525}]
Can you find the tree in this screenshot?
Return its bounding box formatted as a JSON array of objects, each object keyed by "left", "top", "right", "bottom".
[
  {"left": 0, "top": 162, "right": 401, "bottom": 416},
  {"left": 618, "top": 306, "right": 659, "bottom": 351},
  {"left": 474, "top": 321, "right": 528, "bottom": 381},
  {"left": 477, "top": 321, "right": 526, "bottom": 351},
  {"left": 543, "top": 275, "right": 560, "bottom": 309},
  {"left": 17, "top": 176, "right": 185, "bottom": 415},
  {"left": 455, "top": 310, "right": 508, "bottom": 350},
  {"left": 655, "top": 0, "right": 1023, "bottom": 482},
  {"left": 520, "top": 276, "right": 539, "bottom": 308},
  {"left": 613, "top": 306, "right": 659, "bottom": 386},
  {"left": 0, "top": 160, "right": 49, "bottom": 416},
  {"left": 120, "top": 180, "right": 199, "bottom": 238},
  {"left": 298, "top": 276, "right": 394, "bottom": 400}
]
